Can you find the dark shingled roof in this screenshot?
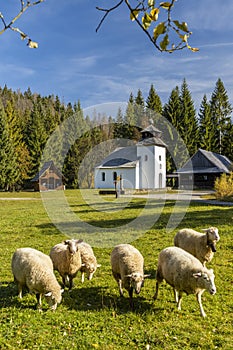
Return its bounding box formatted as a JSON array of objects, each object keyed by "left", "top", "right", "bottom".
[
  {"left": 177, "top": 149, "right": 232, "bottom": 174},
  {"left": 95, "top": 146, "right": 138, "bottom": 168}
]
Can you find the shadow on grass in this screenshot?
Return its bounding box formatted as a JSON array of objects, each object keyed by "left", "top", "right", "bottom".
[
  {"left": 61, "top": 285, "right": 161, "bottom": 315},
  {"left": 1, "top": 280, "right": 164, "bottom": 315}
]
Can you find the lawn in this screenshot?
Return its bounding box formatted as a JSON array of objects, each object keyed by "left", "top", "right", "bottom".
[{"left": 0, "top": 190, "right": 232, "bottom": 349}]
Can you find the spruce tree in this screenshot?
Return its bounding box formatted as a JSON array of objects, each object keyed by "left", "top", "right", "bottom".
[
  {"left": 0, "top": 102, "right": 17, "bottom": 190},
  {"left": 198, "top": 94, "right": 216, "bottom": 151},
  {"left": 179, "top": 79, "right": 199, "bottom": 155},
  {"left": 210, "top": 78, "right": 232, "bottom": 154},
  {"left": 146, "top": 84, "right": 163, "bottom": 114}
]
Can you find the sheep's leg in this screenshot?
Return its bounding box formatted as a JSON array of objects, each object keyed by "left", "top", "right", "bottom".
[
  {"left": 68, "top": 276, "right": 74, "bottom": 290},
  {"left": 177, "top": 291, "right": 183, "bottom": 310},
  {"left": 153, "top": 281, "right": 160, "bottom": 300},
  {"left": 17, "top": 283, "right": 23, "bottom": 299},
  {"left": 81, "top": 271, "right": 85, "bottom": 283},
  {"left": 174, "top": 288, "right": 179, "bottom": 303},
  {"left": 196, "top": 291, "right": 206, "bottom": 318},
  {"left": 36, "top": 293, "right": 43, "bottom": 311},
  {"left": 118, "top": 279, "right": 124, "bottom": 297}
]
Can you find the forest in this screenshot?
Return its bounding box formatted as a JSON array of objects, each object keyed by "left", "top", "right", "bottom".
[{"left": 0, "top": 77, "right": 232, "bottom": 191}]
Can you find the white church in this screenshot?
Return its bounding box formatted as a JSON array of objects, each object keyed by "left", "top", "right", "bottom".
[{"left": 94, "top": 124, "right": 167, "bottom": 191}]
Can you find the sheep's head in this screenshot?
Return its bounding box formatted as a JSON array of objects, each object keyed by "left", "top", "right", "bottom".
[
  {"left": 44, "top": 288, "right": 63, "bottom": 311},
  {"left": 203, "top": 227, "right": 220, "bottom": 252},
  {"left": 85, "top": 263, "right": 101, "bottom": 280},
  {"left": 64, "top": 239, "right": 80, "bottom": 255},
  {"left": 125, "top": 273, "right": 150, "bottom": 294},
  {"left": 193, "top": 269, "right": 216, "bottom": 295}
]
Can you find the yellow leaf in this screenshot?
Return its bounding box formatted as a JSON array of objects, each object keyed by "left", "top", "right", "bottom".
[
  {"left": 187, "top": 45, "right": 200, "bottom": 52},
  {"left": 160, "top": 2, "right": 172, "bottom": 9},
  {"left": 27, "top": 40, "right": 38, "bottom": 49},
  {"left": 130, "top": 10, "right": 140, "bottom": 21},
  {"left": 150, "top": 8, "right": 160, "bottom": 21},
  {"left": 153, "top": 22, "right": 166, "bottom": 40},
  {"left": 142, "top": 13, "right": 152, "bottom": 29}
]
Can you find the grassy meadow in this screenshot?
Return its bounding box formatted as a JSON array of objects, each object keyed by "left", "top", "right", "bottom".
[{"left": 0, "top": 190, "right": 232, "bottom": 349}]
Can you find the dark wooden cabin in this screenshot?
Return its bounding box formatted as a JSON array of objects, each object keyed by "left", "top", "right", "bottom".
[{"left": 177, "top": 149, "right": 232, "bottom": 189}]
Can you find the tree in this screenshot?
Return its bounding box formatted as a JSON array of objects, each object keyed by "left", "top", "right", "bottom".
[
  {"left": 210, "top": 78, "right": 233, "bottom": 155},
  {"left": 0, "top": 102, "right": 18, "bottom": 190},
  {"left": 198, "top": 94, "right": 216, "bottom": 151},
  {"left": 179, "top": 79, "right": 199, "bottom": 155},
  {"left": 146, "top": 84, "right": 163, "bottom": 115},
  {"left": 96, "top": 0, "right": 199, "bottom": 53}
]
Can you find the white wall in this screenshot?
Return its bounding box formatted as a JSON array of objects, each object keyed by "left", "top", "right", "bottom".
[{"left": 94, "top": 165, "right": 139, "bottom": 189}]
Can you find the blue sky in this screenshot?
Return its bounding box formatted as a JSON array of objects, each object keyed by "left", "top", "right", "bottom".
[{"left": 1, "top": 0, "right": 233, "bottom": 114}]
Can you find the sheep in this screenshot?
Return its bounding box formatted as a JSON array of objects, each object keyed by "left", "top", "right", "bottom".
[
  {"left": 110, "top": 244, "right": 149, "bottom": 307},
  {"left": 153, "top": 246, "right": 216, "bottom": 318},
  {"left": 78, "top": 241, "right": 101, "bottom": 283},
  {"left": 11, "top": 247, "right": 63, "bottom": 311},
  {"left": 174, "top": 227, "right": 220, "bottom": 266},
  {"left": 49, "top": 239, "right": 82, "bottom": 290}
]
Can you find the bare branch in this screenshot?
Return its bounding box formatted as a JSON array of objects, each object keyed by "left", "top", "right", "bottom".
[
  {"left": 0, "top": 0, "right": 45, "bottom": 48},
  {"left": 96, "top": 0, "right": 124, "bottom": 33}
]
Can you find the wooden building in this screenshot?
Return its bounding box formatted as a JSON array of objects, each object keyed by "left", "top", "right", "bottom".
[
  {"left": 177, "top": 149, "right": 232, "bottom": 189},
  {"left": 30, "top": 161, "right": 64, "bottom": 191}
]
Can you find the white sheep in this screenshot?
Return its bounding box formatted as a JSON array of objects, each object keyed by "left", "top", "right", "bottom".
[
  {"left": 11, "top": 247, "right": 63, "bottom": 311},
  {"left": 174, "top": 227, "right": 220, "bottom": 266},
  {"left": 78, "top": 241, "right": 101, "bottom": 283},
  {"left": 153, "top": 246, "right": 216, "bottom": 317},
  {"left": 49, "top": 239, "right": 82, "bottom": 290},
  {"left": 111, "top": 244, "right": 149, "bottom": 307}
]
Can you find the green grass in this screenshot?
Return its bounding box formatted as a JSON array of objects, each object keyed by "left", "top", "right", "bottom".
[{"left": 0, "top": 190, "right": 232, "bottom": 349}]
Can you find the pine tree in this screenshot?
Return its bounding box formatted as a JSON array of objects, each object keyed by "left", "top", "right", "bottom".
[
  {"left": 210, "top": 78, "right": 232, "bottom": 154},
  {"left": 5, "top": 99, "right": 30, "bottom": 186},
  {"left": 27, "top": 101, "right": 49, "bottom": 177},
  {"left": 179, "top": 79, "right": 199, "bottom": 155},
  {"left": 0, "top": 102, "right": 18, "bottom": 190},
  {"left": 134, "top": 89, "right": 146, "bottom": 127},
  {"left": 198, "top": 94, "right": 216, "bottom": 151},
  {"left": 146, "top": 84, "right": 163, "bottom": 114},
  {"left": 162, "top": 86, "right": 187, "bottom": 172}
]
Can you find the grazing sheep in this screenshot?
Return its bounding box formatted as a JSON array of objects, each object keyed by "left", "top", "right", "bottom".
[
  {"left": 11, "top": 247, "right": 63, "bottom": 311},
  {"left": 174, "top": 227, "right": 220, "bottom": 266},
  {"left": 78, "top": 241, "right": 101, "bottom": 283},
  {"left": 50, "top": 239, "right": 82, "bottom": 290},
  {"left": 153, "top": 246, "right": 216, "bottom": 318},
  {"left": 111, "top": 244, "right": 149, "bottom": 307}
]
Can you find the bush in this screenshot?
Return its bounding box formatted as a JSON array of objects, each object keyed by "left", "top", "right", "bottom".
[{"left": 214, "top": 172, "right": 233, "bottom": 199}]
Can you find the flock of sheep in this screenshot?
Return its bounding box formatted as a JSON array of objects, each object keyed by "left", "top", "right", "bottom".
[{"left": 11, "top": 226, "right": 220, "bottom": 317}]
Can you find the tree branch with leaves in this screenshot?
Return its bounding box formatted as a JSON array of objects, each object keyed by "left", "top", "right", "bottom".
[
  {"left": 96, "top": 0, "right": 199, "bottom": 53},
  {"left": 0, "top": 0, "right": 44, "bottom": 48}
]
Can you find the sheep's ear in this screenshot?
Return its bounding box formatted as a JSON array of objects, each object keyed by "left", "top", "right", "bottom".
[
  {"left": 97, "top": 264, "right": 101, "bottom": 268},
  {"left": 143, "top": 274, "right": 151, "bottom": 278},
  {"left": 63, "top": 240, "right": 69, "bottom": 245},
  {"left": 81, "top": 263, "right": 86, "bottom": 267},
  {"left": 44, "top": 291, "right": 52, "bottom": 297},
  {"left": 125, "top": 274, "right": 132, "bottom": 278},
  {"left": 193, "top": 272, "right": 202, "bottom": 278},
  {"left": 201, "top": 229, "right": 208, "bottom": 232}
]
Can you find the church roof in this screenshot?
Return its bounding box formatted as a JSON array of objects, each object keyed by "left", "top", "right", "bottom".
[{"left": 95, "top": 146, "right": 138, "bottom": 168}]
